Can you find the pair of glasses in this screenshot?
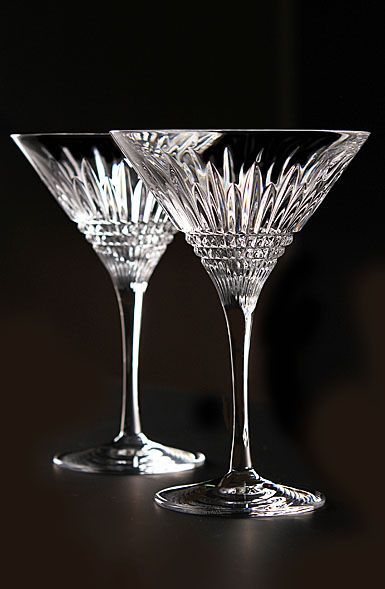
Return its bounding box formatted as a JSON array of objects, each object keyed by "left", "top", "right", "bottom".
[{"left": 12, "top": 129, "right": 369, "bottom": 517}]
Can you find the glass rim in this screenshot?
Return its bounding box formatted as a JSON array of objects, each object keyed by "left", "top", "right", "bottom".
[
  {"left": 11, "top": 129, "right": 371, "bottom": 140},
  {"left": 11, "top": 132, "right": 109, "bottom": 139},
  {"left": 110, "top": 128, "right": 370, "bottom": 137}
]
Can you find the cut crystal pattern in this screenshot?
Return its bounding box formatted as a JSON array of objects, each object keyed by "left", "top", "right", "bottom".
[
  {"left": 12, "top": 133, "right": 204, "bottom": 475},
  {"left": 187, "top": 231, "right": 293, "bottom": 313},
  {"left": 15, "top": 136, "right": 176, "bottom": 285},
  {"left": 112, "top": 130, "right": 368, "bottom": 311},
  {"left": 114, "top": 131, "right": 367, "bottom": 234},
  {"left": 82, "top": 221, "right": 174, "bottom": 287},
  {"left": 111, "top": 129, "right": 369, "bottom": 515}
]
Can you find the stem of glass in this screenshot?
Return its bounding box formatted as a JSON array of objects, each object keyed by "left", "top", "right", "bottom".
[
  {"left": 222, "top": 304, "right": 255, "bottom": 474},
  {"left": 113, "top": 282, "right": 147, "bottom": 440}
]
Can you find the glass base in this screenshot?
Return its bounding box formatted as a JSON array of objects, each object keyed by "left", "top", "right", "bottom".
[
  {"left": 53, "top": 433, "right": 205, "bottom": 475},
  {"left": 154, "top": 473, "right": 325, "bottom": 517}
]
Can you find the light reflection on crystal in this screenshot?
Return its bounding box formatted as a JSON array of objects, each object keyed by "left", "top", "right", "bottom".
[{"left": 111, "top": 129, "right": 369, "bottom": 515}]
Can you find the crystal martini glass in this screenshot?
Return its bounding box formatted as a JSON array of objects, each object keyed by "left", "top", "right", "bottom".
[
  {"left": 111, "top": 129, "right": 369, "bottom": 512},
  {"left": 11, "top": 132, "right": 207, "bottom": 474}
]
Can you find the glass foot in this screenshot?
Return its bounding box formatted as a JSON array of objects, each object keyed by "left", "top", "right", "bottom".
[
  {"left": 154, "top": 474, "right": 325, "bottom": 517},
  {"left": 53, "top": 433, "right": 205, "bottom": 475}
]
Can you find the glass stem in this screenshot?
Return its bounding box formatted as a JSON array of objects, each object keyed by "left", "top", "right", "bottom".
[
  {"left": 113, "top": 282, "right": 147, "bottom": 440},
  {"left": 223, "top": 304, "right": 254, "bottom": 473}
]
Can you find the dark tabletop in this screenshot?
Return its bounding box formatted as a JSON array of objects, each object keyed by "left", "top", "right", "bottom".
[{"left": 4, "top": 389, "right": 381, "bottom": 589}]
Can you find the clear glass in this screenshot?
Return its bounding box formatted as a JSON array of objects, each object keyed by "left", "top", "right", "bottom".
[
  {"left": 11, "top": 133, "right": 205, "bottom": 474},
  {"left": 111, "top": 129, "right": 369, "bottom": 512}
]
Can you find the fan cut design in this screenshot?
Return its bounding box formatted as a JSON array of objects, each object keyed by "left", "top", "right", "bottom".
[
  {"left": 112, "top": 130, "right": 368, "bottom": 311},
  {"left": 111, "top": 129, "right": 370, "bottom": 516},
  {"left": 115, "top": 130, "right": 367, "bottom": 235},
  {"left": 13, "top": 135, "right": 175, "bottom": 285},
  {"left": 12, "top": 133, "right": 206, "bottom": 475}
]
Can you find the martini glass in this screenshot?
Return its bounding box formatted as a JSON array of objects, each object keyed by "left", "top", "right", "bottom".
[
  {"left": 111, "top": 129, "right": 369, "bottom": 513},
  {"left": 11, "top": 132, "right": 206, "bottom": 474}
]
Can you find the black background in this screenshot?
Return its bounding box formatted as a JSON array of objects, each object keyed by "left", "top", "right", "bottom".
[{"left": 1, "top": 2, "right": 384, "bottom": 587}]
